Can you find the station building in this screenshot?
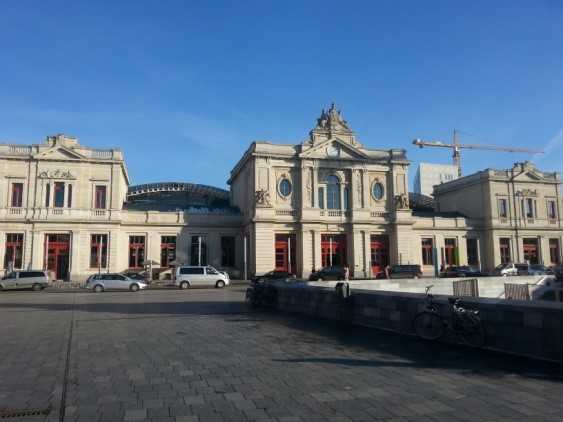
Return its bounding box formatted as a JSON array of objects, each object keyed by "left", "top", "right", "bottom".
[{"left": 0, "top": 105, "right": 561, "bottom": 282}]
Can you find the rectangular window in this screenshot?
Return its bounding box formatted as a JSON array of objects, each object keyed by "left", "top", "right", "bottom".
[
  {"left": 318, "top": 188, "right": 324, "bottom": 209},
  {"left": 444, "top": 238, "right": 456, "bottom": 266},
  {"left": 128, "top": 236, "right": 145, "bottom": 268},
  {"left": 421, "top": 238, "right": 434, "bottom": 266},
  {"left": 498, "top": 198, "right": 507, "bottom": 218},
  {"left": 191, "top": 235, "right": 207, "bottom": 266},
  {"left": 54, "top": 182, "right": 65, "bottom": 208},
  {"left": 4, "top": 233, "right": 23, "bottom": 270},
  {"left": 45, "top": 183, "right": 50, "bottom": 207},
  {"left": 466, "top": 238, "right": 478, "bottom": 266},
  {"left": 524, "top": 198, "right": 534, "bottom": 218},
  {"left": 90, "top": 234, "right": 108, "bottom": 268},
  {"left": 95, "top": 185, "right": 107, "bottom": 209},
  {"left": 221, "top": 236, "right": 235, "bottom": 268},
  {"left": 547, "top": 200, "right": 556, "bottom": 220},
  {"left": 67, "top": 184, "right": 73, "bottom": 207},
  {"left": 11, "top": 183, "right": 23, "bottom": 207},
  {"left": 499, "top": 238, "right": 511, "bottom": 264},
  {"left": 343, "top": 188, "right": 349, "bottom": 211},
  {"left": 160, "top": 236, "right": 177, "bottom": 267},
  {"left": 549, "top": 238, "right": 560, "bottom": 264}
]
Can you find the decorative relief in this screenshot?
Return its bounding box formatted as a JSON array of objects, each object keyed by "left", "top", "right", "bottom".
[
  {"left": 38, "top": 169, "right": 76, "bottom": 179},
  {"left": 394, "top": 193, "right": 409, "bottom": 210},
  {"left": 306, "top": 171, "right": 312, "bottom": 204},
  {"left": 517, "top": 189, "right": 539, "bottom": 196},
  {"left": 255, "top": 189, "right": 272, "bottom": 207}
]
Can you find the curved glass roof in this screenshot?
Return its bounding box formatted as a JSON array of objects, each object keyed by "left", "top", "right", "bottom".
[{"left": 124, "top": 182, "right": 238, "bottom": 213}]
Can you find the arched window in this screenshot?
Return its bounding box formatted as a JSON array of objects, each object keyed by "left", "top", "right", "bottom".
[{"left": 326, "top": 175, "right": 341, "bottom": 209}]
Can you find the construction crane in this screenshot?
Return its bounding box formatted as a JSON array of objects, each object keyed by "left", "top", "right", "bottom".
[{"left": 413, "top": 130, "right": 545, "bottom": 176}]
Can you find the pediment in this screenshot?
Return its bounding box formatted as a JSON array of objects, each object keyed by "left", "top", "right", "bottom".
[
  {"left": 299, "top": 138, "right": 370, "bottom": 161},
  {"left": 512, "top": 170, "right": 544, "bottom": 182},
  {"left": 33, "top": 146, "right": 85, "bottom": 160}
]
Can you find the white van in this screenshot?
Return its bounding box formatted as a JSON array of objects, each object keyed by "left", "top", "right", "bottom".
[
  {"left": 0, "top": 270, "right": 52, "bottom": 291},
  {"left": 491, "top": 262, "right": 529, "bottom": 276},
  {"left": 173, "top": 266, "right": 229, "bottom": 289}
]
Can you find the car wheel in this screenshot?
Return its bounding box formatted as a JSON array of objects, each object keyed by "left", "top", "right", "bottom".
[
  {"left": 413, "top": 275, "right": 419, "bottom": 279},
  {"left": 32, "top": 283, "right": 42, "bottom": 291},
  {"left": 317, "top": 277, "right": 323, "bottom": 282},
  {"left": 180, "top": 281, "right": 189, "bottom": 289},
  {"left": 284, "top": 277, "right": 291, "bottom": 282},
  {"left": 94, "top": 284, "right": 104, "bottom": 293},
  {"left": 130, "top": 283, "right": 139, "bottom": 292},
  {"left": 216, "top": 280, "right": 225, "bottom": 288}
]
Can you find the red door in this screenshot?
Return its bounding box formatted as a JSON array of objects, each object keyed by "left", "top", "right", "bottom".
[
  {"left": 275, "top": 234, "right": 297, "bottom": 274},
  {"left": 44, "top": 234, "right": 70, "bottom": 280},
  {"left": 370, "top": 234, "right": 389, "bottom": 275},
  {"left": 321, "top": 234, "right": 347, "bottom": 267}
]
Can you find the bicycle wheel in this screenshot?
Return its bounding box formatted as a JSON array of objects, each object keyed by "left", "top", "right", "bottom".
[
  {"left": 263, "top": 288, "right": 278, "bottom": 307},
  {"left": 412, "top": 311, "right": 445, "bottom": 341},
  {"left": 251, "top": 289, "right": 264, "bottom": 307},
  {"left": 245, "top": 287, "right": 253, "bottom": 306},
  {"left": 458, "top": 321, "right": 487, "bottom": 348}
]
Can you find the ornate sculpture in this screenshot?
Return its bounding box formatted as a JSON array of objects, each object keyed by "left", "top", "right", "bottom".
[
  {"left": 38, "top": 169, "right": 76, "bottom": 179},
  {"left": 394, "top": 193, "right": 409, "bottom": 210},
  {"left": 255, "top": 189, "right": 271, "bottom": 206}
]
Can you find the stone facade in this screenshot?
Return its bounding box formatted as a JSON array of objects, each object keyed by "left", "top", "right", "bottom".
[{"left": 1, "top": 107, "right": 561, "bottom": 282}]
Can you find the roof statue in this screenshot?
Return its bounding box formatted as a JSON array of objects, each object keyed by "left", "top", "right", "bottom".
[
  {"left": 307, "top": 103, "right": 357, "bottom": 146},
  {"left": 313, "top": 103, "right": 351, "bottom": 133}
]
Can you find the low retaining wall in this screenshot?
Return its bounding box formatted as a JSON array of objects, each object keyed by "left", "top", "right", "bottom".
[{"left": 275, "top": 284, "right": 563, "bottom": 363}]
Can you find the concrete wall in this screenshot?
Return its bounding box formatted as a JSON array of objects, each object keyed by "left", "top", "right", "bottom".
[{"left": 275, "top": 283, "right": 563, "bottom": 363}]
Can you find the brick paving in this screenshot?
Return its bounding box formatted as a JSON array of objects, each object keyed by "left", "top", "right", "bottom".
[{"left": 0, "top": 286, "right": 562, "bottom": 421}]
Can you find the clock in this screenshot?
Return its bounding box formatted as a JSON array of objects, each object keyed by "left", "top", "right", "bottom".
[{"left": 327, "top": 145, "right": 341, "bottom": 157}]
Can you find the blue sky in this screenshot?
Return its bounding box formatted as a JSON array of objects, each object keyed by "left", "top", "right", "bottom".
[{"left": 1, "top": 1, "right": 562, "bottom": 191}]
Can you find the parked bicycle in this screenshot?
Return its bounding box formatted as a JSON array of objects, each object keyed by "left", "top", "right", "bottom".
[
  {"left": 245, "top": 279, "right": 278, "bottom": 308},
  {"left": 412, "top": 285, "right": 487, "bottom": 348}
]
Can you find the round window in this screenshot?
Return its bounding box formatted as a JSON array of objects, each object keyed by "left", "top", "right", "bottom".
[
  {"left": 279, "top": 179, "right": 292, "bottom": 197},
  {"left": 372, "top": 182, "right": 384, "bottom": 200}
]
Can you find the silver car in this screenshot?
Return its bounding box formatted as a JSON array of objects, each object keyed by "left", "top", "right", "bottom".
[{"left": 85, "top": 273, "right": 148, "bottom": 293}]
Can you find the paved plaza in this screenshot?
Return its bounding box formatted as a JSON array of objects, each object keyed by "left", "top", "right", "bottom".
[{"left": 0, "top": 285, "right": 562, "bottom": 421}]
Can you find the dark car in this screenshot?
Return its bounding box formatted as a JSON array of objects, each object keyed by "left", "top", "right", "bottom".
[
  {"left": 123, "top": 272, "right": 152, "bottom": 284},
  {"left": 441, "top": 265, "right": 484, "bottom": 278},
  {"left": 377, "top": 264, "right": 422, "bottom": 279},
  {"left": 308, "top": 265, "right": 345, "bottom": 281},
  {"left": 527, "top": 265, "right": 554, "bottom": 276},
  {"left": 251, "top": 270, "right": 295, "bottom": 283}
]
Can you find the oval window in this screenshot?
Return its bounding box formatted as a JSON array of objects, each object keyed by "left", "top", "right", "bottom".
[
  {"left": 372, "top": 182, "right": 384, "bottom": 200},
  {"left": 279, "top": 179, "right": 292, "bottom": 197}
]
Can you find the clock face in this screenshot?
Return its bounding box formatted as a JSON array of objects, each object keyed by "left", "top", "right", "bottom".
[{"left": 327, "top": 145, "right": 341, "bottom": 157}]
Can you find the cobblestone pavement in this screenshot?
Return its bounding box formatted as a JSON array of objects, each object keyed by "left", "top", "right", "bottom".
[{"left": 0, "top": 286, "right": 562, "bottom": 421}]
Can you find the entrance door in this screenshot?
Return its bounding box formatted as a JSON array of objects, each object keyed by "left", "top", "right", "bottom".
[
  {"left": 523, "top": 238, "right": 539, "bottom": 264},
  {"left": 44, "top": 234, "right": 70, "bottom": 280},
  {"left": 321, "top": 234, "right": 347, "bottom": 267},
  {"left": 274, "top": 234, "right": 297, "bottom": 274},
  {"left": 370, "top": 234, "right": 390, "bottom": 275}
]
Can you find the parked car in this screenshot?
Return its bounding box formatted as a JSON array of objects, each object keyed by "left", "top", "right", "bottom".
[
  {"left": 123, "top": 272, "right": 152, "bottom": 284},
  {"left": 0, "top": 270, "right": 52, "bottom": 291},
  {"left": 490, "top": 262, "right": 529, "bottom": 276},
  {"left": 251, "top": 270, "right": 295, "bottom": 283},
  {"left": 172, "top": 266, "right": 230, "bottom": 289},
  {"left": 85, "top": 273, "right": 148, "bottom": 292},
  {"left": 527, "top": 265, "right": 554, "bottom": 275},
  {"left": 441, "top": 265, "right": 484, "bottom": 278},
  {"left": 308, "top": 265, "right": 345, "bottom": 281},
  {"left": 376, "top": 264, "right": 423, "bottom": 279}
]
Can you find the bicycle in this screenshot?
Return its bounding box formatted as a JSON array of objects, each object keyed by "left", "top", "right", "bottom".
[
  {"left": 412, "top": 285, "right": 487, "bottom": 348},
  {"left": 245, "top": 279, "right": 278, "bottom": 308}
]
